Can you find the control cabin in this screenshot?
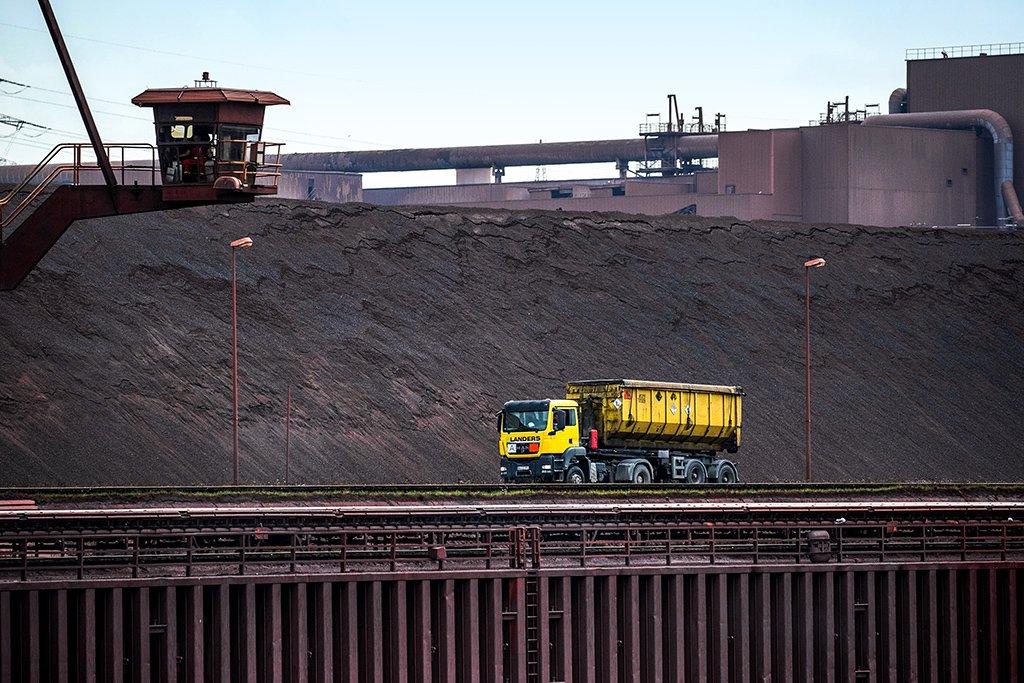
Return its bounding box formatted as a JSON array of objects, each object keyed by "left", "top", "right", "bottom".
[{"left": 131, "top": 76, "right": 289, "bottom": 202}]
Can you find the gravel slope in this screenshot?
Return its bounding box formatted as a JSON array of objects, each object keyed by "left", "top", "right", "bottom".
[{"left": 1, "top": 200, "right": 1022, "bottom": 485}]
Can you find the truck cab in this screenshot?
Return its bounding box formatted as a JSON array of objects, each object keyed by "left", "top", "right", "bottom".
[{"left": 498, "top": 399, "right": 584, "bottom": 482}]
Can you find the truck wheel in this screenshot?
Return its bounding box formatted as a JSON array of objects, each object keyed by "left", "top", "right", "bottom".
[
  {"left": 565, "top": 465, "right": 586, "bottom": 485},
  {"left": 632, "top": 463, "right": 653, "bottom": 484},
  {"left": 717, "top": 463, "right": 738, "bottom": 484},
  {"left": 684, "top": 460, "right": 707, "bottom": 484}
]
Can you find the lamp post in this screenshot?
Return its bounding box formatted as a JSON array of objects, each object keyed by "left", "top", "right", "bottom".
[
  {"left": 230, "top": 236, "right": 253, "bottom": 485},
  {"left": 803, "top": 257, "right": 826, "bottom": 482}
]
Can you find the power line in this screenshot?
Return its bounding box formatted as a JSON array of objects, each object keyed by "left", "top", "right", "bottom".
[
  {"left": 0, "top": 91, "right": 150, "bottom": 124},
  {"left": 0, "top": 78, "right": 30, "bottom": 96},
  {"left": 0, "top": 113, "right": 52, "bottom": 163},
  {"left": 0, "top": 77, "right": 398, "bottom": 150},
  {"left": 0, "top": 21, "right": 369, "bottom": 86},
  {"left": 0, "top": 114, "right": 50, "bottom": 133},
  {"left": 0, "top": 77, "right": 138, "bottom": 109}
]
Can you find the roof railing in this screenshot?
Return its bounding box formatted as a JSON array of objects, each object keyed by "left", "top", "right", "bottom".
[{"left": 906, "top": 42, "right": 1024, "bottom": 60}]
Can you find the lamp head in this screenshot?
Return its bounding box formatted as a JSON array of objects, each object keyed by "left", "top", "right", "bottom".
[
  {"left": 230, "top": 236, "right": 254, "bottom": 249},
  {"left": 804, "top": 257, "right": 826, "bottom": 268}
]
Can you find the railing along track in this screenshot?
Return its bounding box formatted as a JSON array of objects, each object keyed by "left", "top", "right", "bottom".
[{"left": 2, "top": 506, "right": 1023, "bottom": 581}]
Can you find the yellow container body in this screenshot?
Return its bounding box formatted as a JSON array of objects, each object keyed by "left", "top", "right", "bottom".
[{"left": 565, "top": 379, "right": 743, "bottom": 453}]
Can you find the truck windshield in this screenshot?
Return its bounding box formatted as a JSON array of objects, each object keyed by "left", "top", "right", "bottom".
[{"left": 502, "top": 402, "right": 549, "bottom": 433}]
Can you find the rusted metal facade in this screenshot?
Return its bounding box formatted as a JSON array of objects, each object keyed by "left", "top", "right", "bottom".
[
  {"left": 1, "top": 563, "right": 1020, "bottom": 682},
  {"left": 2, "top": 500, "right": 1023, "bottom": 682}
]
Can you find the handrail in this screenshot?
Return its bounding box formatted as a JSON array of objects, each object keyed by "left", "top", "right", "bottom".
[
  {"left": 906, "top": 42, "right": 1024, "bottom": 60},
  {"left": 215, "top": 140, "right": 284, "bottom": 188},
  {"left": 0, "top": 143, "right": 158, "bottom": 239},
  {"left": 2, "top": 518, "right": 1022, "bottom": 580}
]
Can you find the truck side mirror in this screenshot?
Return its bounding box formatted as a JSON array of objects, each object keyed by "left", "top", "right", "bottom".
[
  {"left": 496, "top": 412, "right": 503, "bottom": 432},
  {"left": 552, "top": 410, "right": 565, "bottom": 433}
]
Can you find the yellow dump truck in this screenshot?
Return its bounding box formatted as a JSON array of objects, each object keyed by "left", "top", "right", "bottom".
[{"left": 498, "top": 379, "right": 743, "bottom": 484}]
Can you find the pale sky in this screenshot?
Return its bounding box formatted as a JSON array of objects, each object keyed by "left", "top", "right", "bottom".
[{"left": 1, "top": 1, "right": 1020, "bottom": 185}]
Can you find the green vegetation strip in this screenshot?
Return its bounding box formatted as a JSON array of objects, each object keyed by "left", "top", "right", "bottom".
[{"left": 1, "top": 482, "right": 1022, "bottom": 508}]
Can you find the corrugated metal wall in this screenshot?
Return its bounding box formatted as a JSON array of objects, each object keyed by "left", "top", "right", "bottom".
[
  {"left": 801, "top": 125, "right": 980, "bottom": 227},
  {"left": 800, "top": 126, "right": 850, "bottom": 224},
  {"left": 908, "top": 53, "right": 1024, "bottom": 198},
  {"left": 2, "top": 562, "right": 1019, "bottom": 682},
  {"left": 716, "top": 129, "right": 804, "bottom": 222},
  {"left": 717, "top": 131, "right": 775, "bottom": 196},
  {"left": 847, "top": 125, "right": 979, "bottom": 227}
]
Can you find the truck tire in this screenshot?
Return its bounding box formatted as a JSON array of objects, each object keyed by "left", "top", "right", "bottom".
[
  {"left": 565, "top": 465, "right": 586, "bottom": 485},
  {"left": 683, "top": 460, "right": 707, "bottom": 484},
  {"left": 631, "top": 463, "right": 653, "bottom": 484},
  {"left": 717, "top": 462, "right": 738, "bottom": 484}
]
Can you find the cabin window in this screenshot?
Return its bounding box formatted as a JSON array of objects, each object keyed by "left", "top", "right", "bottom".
[
  {"left": 156, "top": 123, "right": 215, "bottom": 183},
  {"left": 169, "top": 124, "right": 193, "bottom": 140},
  {"left": 563, "top": 409, "right": 577, "bottom": 427},
  {"left": 502, "top": 402, "right": 550, "bottom": 433},
  {"left": 219, "top": 125, "right": 261, "bottom": 161}
]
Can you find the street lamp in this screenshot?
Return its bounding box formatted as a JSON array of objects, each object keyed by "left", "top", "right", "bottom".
[
  {"left": 230, "top": 236, "right": 253, "bottom": 485},
  {"left": 803, "top": 257, "right": 826, "bottom": 482}
]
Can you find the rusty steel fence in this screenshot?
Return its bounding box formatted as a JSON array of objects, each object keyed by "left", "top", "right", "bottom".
[
  {"left": 1, "top": 519, "right": 1023, "bottom": 581},
  {"left": 1, "top": 563, "right": 1020, "bottom": 682},
  {"left": 2, "top": 504, "right": 1022, "bottom": 681}
]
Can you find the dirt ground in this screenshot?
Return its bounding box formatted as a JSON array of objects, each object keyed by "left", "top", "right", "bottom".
[{"left": 1, "top": 199, "right": 1022, "bottom": 485}]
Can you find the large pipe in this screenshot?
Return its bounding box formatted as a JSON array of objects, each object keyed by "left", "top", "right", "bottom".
[
  {"left": 281, "top": 136, "right": 719, "bottom": 174},
  {"left": 887, "top": 88, "right": 907, "bottom": 115},
  {"left": 1003, "top": 180, "right": 1024, "bottom": 224},
  {"left": 863, "top": 109, "right": 1023, "bottom": 224}
]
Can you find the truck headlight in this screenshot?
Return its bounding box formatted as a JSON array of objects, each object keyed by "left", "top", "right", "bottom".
[
  {"left": 500, "top": 466, "right": 508, "bottom": 473},
  {"left": 541, "top": 464, "right": 552, "bottom": 471}
]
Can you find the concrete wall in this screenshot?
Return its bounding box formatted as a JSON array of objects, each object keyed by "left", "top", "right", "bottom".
[
  {"left": 623, "top": 178, "right": 694, "bottom": 197},
  {"left": 278, "top": 171, "right": 362, "bottom": 203},
  {"left": 374, "top": 187, "right": 776, "bottom": 219},
  {"left": 366, "top": 183, "right": 531, "bottom": 205},
  {"left": 717, "top": 129, "right": 803, "bottom": 222},
  {"left": 801, "top": 124, "right": 978, "bottom": 226},
  {"left": 770, "top": 129, "right": 803, "bottom": 221},
  {"left": 456, "top": 168, "right": 492, "bottom": 184},
  {"left": 847, "top": 125, "right": 978, "bottom": 227},
  {"left": 801, "top": 126, "right": 851, "bottom": 224},
  {"left": 718, "top": 130, "right": 774, "bottom": 194},
  {"left": 695, "top": 171, "right": 718, "bottom": 194}
]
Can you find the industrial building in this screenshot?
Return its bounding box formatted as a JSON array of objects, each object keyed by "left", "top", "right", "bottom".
[{"left": 280, "top": 43, "right": 1024, "bottom": 228}]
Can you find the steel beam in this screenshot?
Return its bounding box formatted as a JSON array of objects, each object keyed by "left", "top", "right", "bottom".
[
  {"left": 311, "top": 583, "right": 333, "bottom": 683},
  {"left": 752, "top": 573, "right": 771, "bottom": 683},
  {"left": 338, "top": 582, "right": 358, "bottom": 683},
  {"left": 457, "top": 580, "right": 479, "bottom": 683},
  {"left": 37, "top": 0, "right": 117, "bottom": 190}
]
